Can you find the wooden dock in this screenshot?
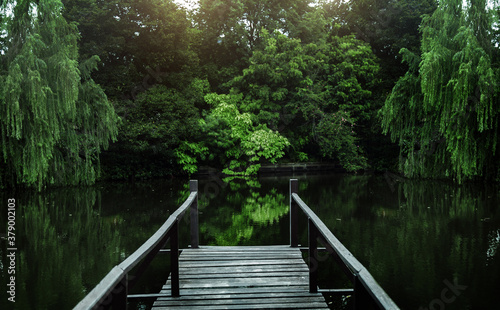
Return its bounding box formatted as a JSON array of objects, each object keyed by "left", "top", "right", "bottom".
[
  {"left": 152, "top": 246, "right": 329, "bottom": 309},
  {"left": 74, "top": 179, "right": 400, "bottom": 310}
]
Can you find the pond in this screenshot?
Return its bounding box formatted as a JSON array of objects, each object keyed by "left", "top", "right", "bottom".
[{"left": 0, "top": 173, "right": 499, "bottom": 309}]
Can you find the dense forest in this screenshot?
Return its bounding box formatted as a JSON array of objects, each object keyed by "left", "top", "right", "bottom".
[{"left": 0, "top": 0, "right": 499, "bottom": 190}]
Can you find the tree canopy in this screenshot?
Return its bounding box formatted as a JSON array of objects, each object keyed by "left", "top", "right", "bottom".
[
  {"left": 2, "top": 0, "right": 499, "bottom": 187},
  {"left": 381, "top": 0, "right": 500, "bottom": 182},
  {"left": 0, "top": 0, "right": 118, "bottom": 189},
  {"left": 228, "top": 28, "right": 380, "bottom": 170}
]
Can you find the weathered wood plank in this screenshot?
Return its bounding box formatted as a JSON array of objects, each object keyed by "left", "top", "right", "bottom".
[
  {"left": 152, "top": 246, "right": 328, "bottom": 309},
  {"left": 179, "top": 271, "right": 308, "bottom": 279},
  {"left": 155, "top": 296, "right": 328, "bottom": 306},
  {"left": 179, "top": 265, "right": 309, "bottom": 274},
  {"left": 180, "top": 254, "right": 302, "bottom": 260},
  {"left": 181, "top": 249, "right": 299, "bottom": 254},
  {"left": 182, "top": 248, "right": 299, "bottom": 253},
  {"left": 180, "top": 249, "right": 299, "bottom": 254},
  {"left": 182, "top": 247, "right": 297, "bottom": 251},
  {"left": 179, "top": 259, "right": 305, "bottom": 268},
  {"left": 158, "top": 286, "right": 312, "bottom": 296},
  {"left": 155, "top": 291, "right": 323, "bottom": 301},
  {"left": 153, "top": 303, "right": 329, "bottom": 310},
  {"left": 165, "top": 277, "right": 308, "bottom": 288},
  {"left": 193, "top": 245, "right": 293, "bottom": 250}
]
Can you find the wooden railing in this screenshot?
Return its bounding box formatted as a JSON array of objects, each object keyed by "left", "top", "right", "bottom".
[
  {"left": 74, "top": 180, "right": 199, "bottom": 310},
  {"left": 289, "top": 179, "right": 400, "bottom": 309},
  {"left": 75, "top": 178, "right": 399, "bottom": 309}
]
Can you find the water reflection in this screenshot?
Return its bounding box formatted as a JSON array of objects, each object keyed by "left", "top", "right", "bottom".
[
  {"left": 0, "top": 174, "right": 498, "bottom": 310},
  {"left": 0, "top": 179, "right": 186, "bottom": 310},
  {"left": 0, "top": 188, "right": 121, "bottom": 310},
  {"left": 487, "top": 229, "right": 500, "bottom": 263},
  {"left": 199, "top": 177, "right": 288, "bottom": 246},
  {"left": 291, "top": 175, "right": 500, "bottom": 309}
]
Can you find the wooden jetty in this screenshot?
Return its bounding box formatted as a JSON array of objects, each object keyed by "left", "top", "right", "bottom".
[
  {"left": 74, "top": 179, "right": 400, "bottom": 310},
  {"left": 152, "top": 246, "right": 328, "bottom": 309}
]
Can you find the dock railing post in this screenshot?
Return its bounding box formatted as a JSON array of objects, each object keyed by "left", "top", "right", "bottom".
[
  {"left": 171, "top": 219, "right": 180, "bottom": 297},
  {"left": 190, "top": 180, "right": 199, "bottom": 249},
  {"left": 354, "top": 273, "right": 371, "bottom": 309},
  {"left": 308, "top": 218, "right": 318, "bottom": 293},
  {"left": 290, "top": 179, "right": 299, "bottom": 247},
  {"left": 112, "top": 274, "right": 128, "bottom": 309}
]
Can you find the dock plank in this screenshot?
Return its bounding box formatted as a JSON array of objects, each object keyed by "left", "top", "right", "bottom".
[
  {"left": 180, "top": 265, "right": 309, "bottom": 274},
  {"left": 155, "top": 291, "right": 323, "bottom": 301},
  {"left": 158, "top": 286, "right": 312, "bottom": 296},
  {"left": 152, "top": 246, "right": 328, "bottom": 309},
  {"left": 165, "top": 277, "right": 308, "bottom": 288}
]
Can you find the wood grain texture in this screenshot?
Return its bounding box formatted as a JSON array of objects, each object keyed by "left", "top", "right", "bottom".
[{"left": 151, "top": 246, "right": 328, "bottom": 309}]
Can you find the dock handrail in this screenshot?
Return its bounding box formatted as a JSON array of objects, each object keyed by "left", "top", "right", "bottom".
[
  {"left": 289, "top": 179, "right": 400, "bottom": 309},
  {"left": 74, "top": 180, "right": 199, "bottom": 310},
  {"left": 75, "top": 178, "right": 399, "bottom": 309}
]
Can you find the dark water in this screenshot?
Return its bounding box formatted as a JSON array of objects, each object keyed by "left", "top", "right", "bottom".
[{"left": 0, "top": 173, "right": 499, "bottom": 309}]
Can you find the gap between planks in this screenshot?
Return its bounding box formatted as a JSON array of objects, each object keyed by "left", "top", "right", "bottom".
[{"left": 152, "top": 246, "right": 328, "bottom": 309}]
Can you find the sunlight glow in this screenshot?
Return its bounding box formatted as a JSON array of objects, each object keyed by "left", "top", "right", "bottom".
[{"left": 172, "top": 0, "right": 199, "bottom": 11}]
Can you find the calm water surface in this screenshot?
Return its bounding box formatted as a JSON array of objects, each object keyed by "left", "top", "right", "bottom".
[{"left": 0, "top": 173, "right": 499, "bottom": 309}]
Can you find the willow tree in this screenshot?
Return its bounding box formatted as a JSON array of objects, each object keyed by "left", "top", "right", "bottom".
[
  {"left": 381, "top": 0, "right": 499, "bottom": 182},
  {"left": 0, "top": 0, "right": 118, "bottom": 189}
]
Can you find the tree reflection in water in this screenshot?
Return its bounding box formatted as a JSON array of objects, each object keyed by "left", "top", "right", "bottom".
[
  {"left": 199, "top": 177, "right": 288, "bottom": 246},
  {"left": 0, "top": 174, "right": 498, "bottom": 310},
  {"left": 0, "top": 188, "right": 121, "bottom": 310}
]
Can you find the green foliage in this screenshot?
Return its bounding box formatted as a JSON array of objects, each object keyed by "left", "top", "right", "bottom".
[
  {"left": 232, "top": 29, "right": 320, "bottom": 126},
  {"left": 329, "top": 0, "right": 437, "bottom": 87},
  {"left": 0, "top": 0, "right": 118, "bottom": 189},
  {"left": 230, "top": 29, "right": 379, "bottom": 171},
  {"left": 195, "top": 0, "right": 314, "bottom": 90},
  {"left": 102, "top": 83, "right": 203, "bottom": 179},
  {"left": 316, "top": 111, "right": 367, "bottom": 171},
  {"left": 120, "top": 85, "right": 199, "bottom": 150},
  {"left": 176, "top": 93, "right": 290, "bottom": 175},
  {"left": 322, "top": 31, "right": 380, "bottom": 121},
  {"left": 5, "top": 0, "right": 497, "bottom": 184},
  {"left": 381, "top": 0, "right": 500, "bottom": 182},
  {"left": 175, "top": 141, "right": 209, "bottom": 175},
  {"left": 63, "top": 0, "right": 200, "bottom": 99}
]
